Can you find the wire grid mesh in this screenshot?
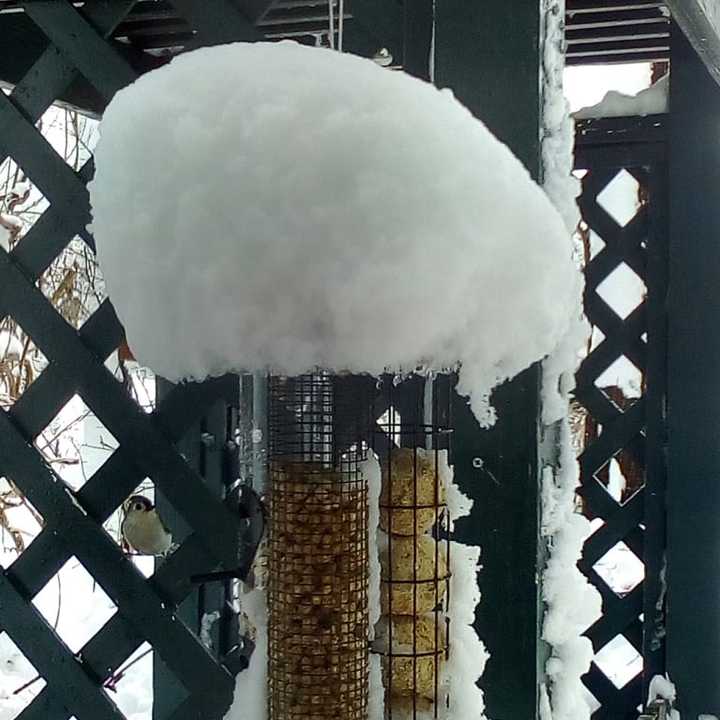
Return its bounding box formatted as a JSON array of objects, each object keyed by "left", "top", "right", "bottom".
[
  {"left": 267, "top": 373, "right": 369, "bottom": 720},
  {"left": 372, "top": 378, "right": 452, "bottom": 720}
]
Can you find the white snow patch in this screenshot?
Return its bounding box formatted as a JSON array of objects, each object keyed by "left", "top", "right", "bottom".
[
  {"left": 648, "top": 674, "right": 680, "bottom": 720},
  {"left": 442, "top": 454, "right": 487, "bottom": 718},
  {"left": 363, "top": 453, "right": 385, "bottom": 720},
  {"left": 574, "top": 74, "right": 668, "bottom": 120},
  {"left": 699, "top": 0, "right": 720, "bottom": 35},
  {"left": 564, "top": 64, "right": 652, "bottom": 114},
  {"left": 226, "top": 588, "right": 267, "bottom": 720},
  {"left": 444, "top": 540, "right": 488, "bottom": 719},
  {"left": 540, "top": 424, "right": 602, "bottom": 720},
  {"left": 200, "top": 610, "right": 221, "bottom": 649},
  {"left": 90, "top": 41, "right": 580, "bottom": 426},
  {"left": 539, "top": 11, "right": 602, "bottom": 718},
  {"left": 540, "top": 0, "right": 586, "bottom": 426}
]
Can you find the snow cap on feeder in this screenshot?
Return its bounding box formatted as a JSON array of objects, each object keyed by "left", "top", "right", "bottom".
[{"left": 89, "top": 41, "right": 580, "bottom": 425}]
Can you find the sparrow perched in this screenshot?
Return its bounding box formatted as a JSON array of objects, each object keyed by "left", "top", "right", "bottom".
[{"left": 121, "top": 495, "right": 173, "bottom": 556}]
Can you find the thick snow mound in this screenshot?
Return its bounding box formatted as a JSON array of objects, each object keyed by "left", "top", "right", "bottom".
[
  {"left": 90, "top": 42, "right": 579, "bottom": 421},
  {"left": 574, "top": 74, "right": 668, "bottom": 120}
]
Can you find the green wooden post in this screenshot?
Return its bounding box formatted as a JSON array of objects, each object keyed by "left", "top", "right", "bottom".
[
  {"left": 434, "top": 3, "right": 544, "bottom": 718},
  {"left": 666, "top": 22, "right": 720, "bottom": 719}
]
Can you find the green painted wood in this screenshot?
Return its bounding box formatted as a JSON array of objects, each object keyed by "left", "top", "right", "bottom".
[
  {"left": 667, "top": 22, "right": 720, "bottom": 720},
  {"left": 169, "top": 0, "right": 262, "bottom": 46},
  {"left": 640, "top": 124, "right": 669, "bottom": 690},
  {"left": 0, "top": 92, "right": 90, "bottom": 214},
  {"left": 402, "top": 0, "right": 433, "bottom": 80},
  {"left": 21, "top": 1, "right": 137, "bottom": 102},
  {"left": 0, "top": 252, "right": 243, "bottom": 567},
  {"left": 666, "top": 0, "right": 720, "bottom": 86},
  {"left": 574, "top": 95, "right": 670, "bottom": 718},
  {"left": 343, "top": 0, "right": 403, "bottom": 64},
  {"left": 0, "top": 410, "right": 234, "bottom": 699},
  {"left": 0, "top": 574, "right": 125, "bottom": 720},
  {"left": 434, "top": 3, "right": 544, "bottom": 718}
]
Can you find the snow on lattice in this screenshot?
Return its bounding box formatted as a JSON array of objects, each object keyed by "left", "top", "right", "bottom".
[
  {"left": 539, "top": 13, "right": 602, "bottom": 717},
  {"left": 574, "top": 74, "right": 668, "bottom": 120},
  {"left": 648, "top": 674, "right": 680, "bottom": 720},
  {"left": 564, "top": 63, "right": 652, "bottom": 114},
  {"left": 89, "top": 41, "right": 580, "bottom": 426}
]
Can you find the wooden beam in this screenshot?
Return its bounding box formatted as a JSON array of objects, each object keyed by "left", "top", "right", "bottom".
[
  {"left": 434, "top": 3, "right": 543, "bottom": 718},
  {"left": 0, "top": 13, "right": 165, "bottom": 116},
  {"left": 666, "top": 21, "right": 720, "bottom": 719},
  {"left": 666, "top": 0, "right": 720, "bottom": 86}
]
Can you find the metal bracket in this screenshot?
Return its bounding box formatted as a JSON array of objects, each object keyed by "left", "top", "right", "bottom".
[
  {"left": 190, "top": 484, "right": 265, "bottom": 584},
  {"left": 639, "top": 699, "right": 672, "bottom": 720}
]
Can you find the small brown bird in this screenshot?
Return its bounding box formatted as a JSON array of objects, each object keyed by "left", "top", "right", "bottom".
[{"left": 121, "top": 495, "right": 173, "bottom": 556}]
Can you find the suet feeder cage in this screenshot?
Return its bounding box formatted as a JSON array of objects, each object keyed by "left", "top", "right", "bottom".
[{"left": 266, "top": 372, "right": 452, "bottom": 720}]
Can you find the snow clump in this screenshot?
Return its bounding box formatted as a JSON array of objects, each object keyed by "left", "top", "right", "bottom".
[{"left": 89, "top": 41, "right": 580, "bottom": 424}]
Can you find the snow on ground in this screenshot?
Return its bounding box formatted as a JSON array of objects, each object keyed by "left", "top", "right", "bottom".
[{"left": 89, "top": 41, "right": 580, "bottom": 427}]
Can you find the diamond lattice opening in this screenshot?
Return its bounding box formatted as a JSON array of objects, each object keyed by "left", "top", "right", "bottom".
[
  {"left": 591, "top": 443, "right": 645, "bottom": 507},
  {"left": 587, "top": 228, "right": 605, "bottom": 260},
  {"left": 102, "top": 642, "right": 154, "bottom": 719},
  {"left": 34, "top": 395, "right": 118, "bottom": 491},
  {"left": 581, "top": 685, "right": 601, "bottom": 715},
  {"left": 588, "top": 326, "right": 606, "bottom": 352},
  {"left": 105, "top": 478, "right": 156, "bottom": 578},
  {"left": 596, "top": 169, "right": 641, "bottom": 227},
  {"left": 1, "top": 476, "right": 45, "bottom": 566},
  {"left": 32, "top": 556, "right": 117, "bottom": 653},
  {"left": 0, "top": 632, "right": 47, "bottom": 718},
  {"left": 595, "top": 355, "right": 643, "bottom": 400},
  {"left": 0, "top": 159, "right": 43, "bottom": 254},
  {"left": 41, "top": 106, "right": 99, "bottom": 174},
  {"left": 596, "top": 261, "right": 646, "bottom": 320},
  {"left": 593, "top": 540, "right": 644, "bottom": 596},
  {"left": 594, "top": 633, "right": 643, "bottom": 689},
  {"left": 114, "top": 358, "right": 157, "bottom": 413},
  {"left": 0, "top": 318, "right": 48, "bottom": 409},
  {"left": 37, "top": 236, "right": 108, "bottom": 329}
]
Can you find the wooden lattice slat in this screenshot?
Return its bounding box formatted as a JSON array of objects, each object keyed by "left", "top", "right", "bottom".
[
  {"left": 0, "top": 3, "right": 276, "bottom": 718},
  {"left": 574, "top": 114, "right": 668, "bottom": 719}
]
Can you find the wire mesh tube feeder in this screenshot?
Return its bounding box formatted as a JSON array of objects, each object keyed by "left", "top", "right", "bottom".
[
  {"left": 266, "top": 372, "right": 452, "bottom": 720},
  {"left": 268, "top": 373, "right": 370, "bottom": 719},
  {"left": 372, "top": 377, "right": 452, "bottom": 720}
]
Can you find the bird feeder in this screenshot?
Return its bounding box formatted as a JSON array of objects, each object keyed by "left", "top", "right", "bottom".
[{"left": 265, "top": 372, "right": 452, "bottom": 720}]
